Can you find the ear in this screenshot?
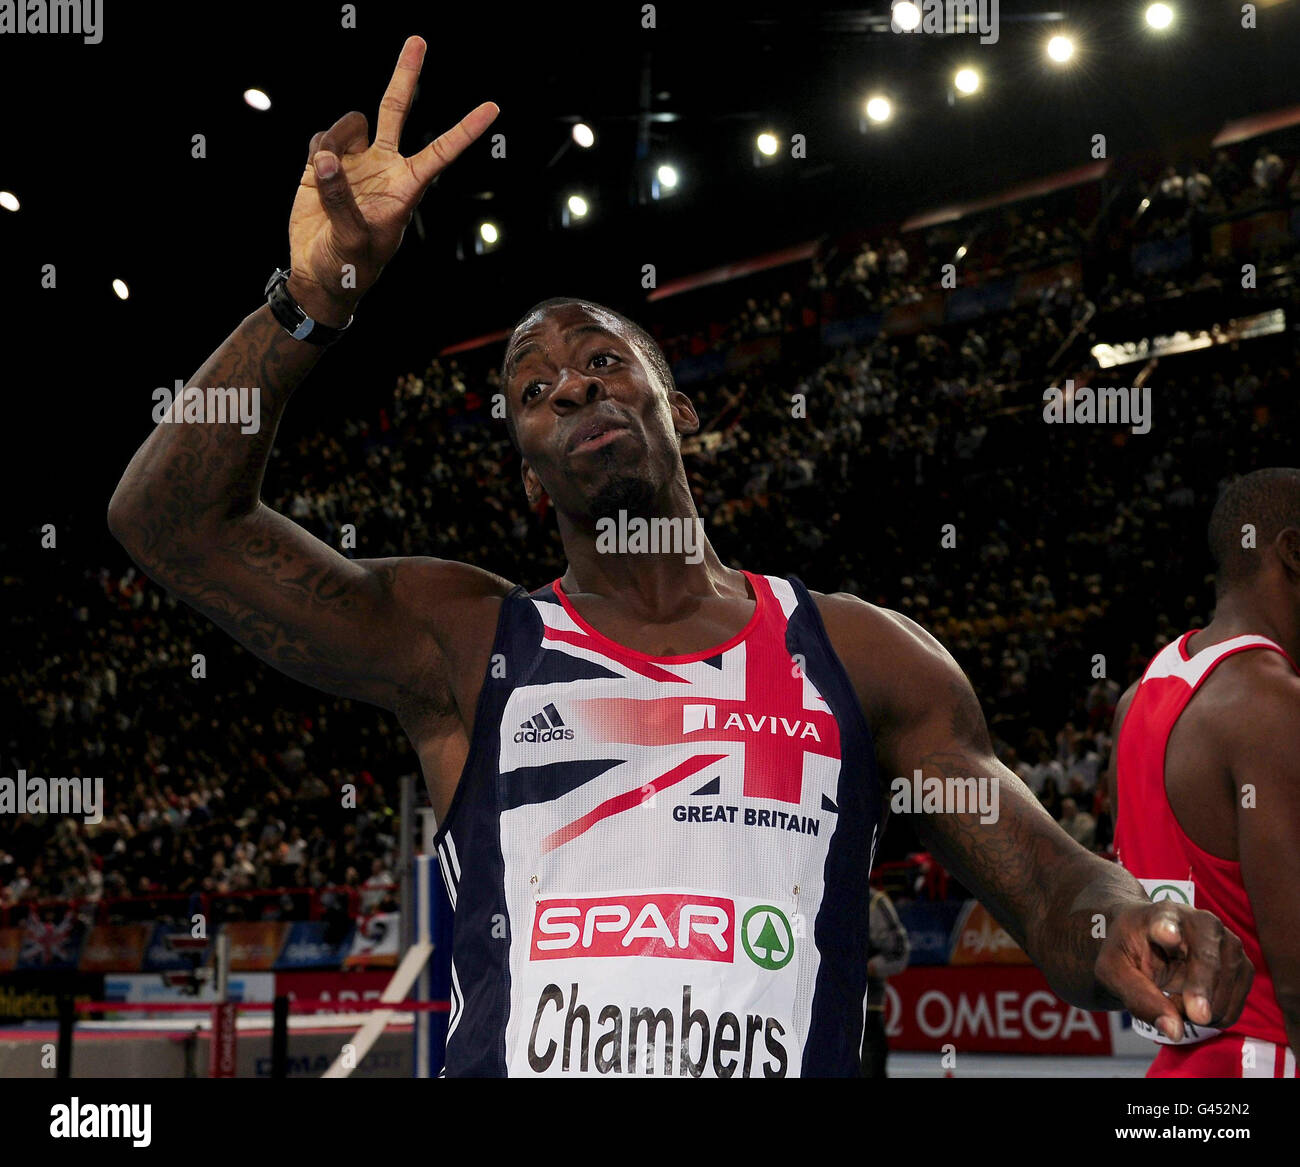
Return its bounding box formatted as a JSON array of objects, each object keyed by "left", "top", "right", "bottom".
[
  {"left": 1276, "top": 526, "right": 1300, "bottom": 581},
  {"left": 669, "top": 390, "right": 700, "bottom": 438},
  {"left": 521, "top": 460, "right": 547, "bottom": 510}
]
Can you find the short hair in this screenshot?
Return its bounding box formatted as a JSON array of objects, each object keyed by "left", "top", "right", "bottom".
[
  {"left": 1208, "top": 467, "right": 1300, "bottom": 594},
  {"left": 499, "top": 297, "right": 675, "bottom": 453}
]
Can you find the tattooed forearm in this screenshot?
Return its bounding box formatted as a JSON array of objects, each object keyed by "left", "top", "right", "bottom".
[
  {"left": 105, "top": 303, "right": 441, "bottom": 711},
  {"left": 110, "top": 304, "right": 322, "bottom": 534},
  {"left": 910, "top": 683, "right": 1150, "bottom": 1009}
]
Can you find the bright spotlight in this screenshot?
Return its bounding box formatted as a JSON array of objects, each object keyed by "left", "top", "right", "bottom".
[
  {"left": 572, "top": 123, "right": 595, "bottom": 148},
  {"left": 112, "top": 279, "right": 130, "bottom": 301},
  {"left": 1146, "top": 3, "right": 1174, "bottom": 30},
  {"left": 954, "top": 68, "right": 981, "bottom": 96},
  {"left": 865, "top": 96, "right": 893, "bottom": 124},
  {"left": 1047, "top": 35, "right": 1075, "bottom": 63},
  {"left": 756, "top": 132, "right": 779, "bottom": 157},
  {"left": 243, "top": 88, "right": 271, "bottom": 111},
  {"left": 566, "top": 194, "right": 588, "bottom": 218},
  {"left": 478, "top": 222, "right": 498, "bottom": 244},
  {"left": 0, "top": 191, "right": 19, "bottom": 212},
  {"left": 891, "top": 1, "right": 921, "bottom": 31},
  {"left": 955, "top": 245, "right": 968, "bottom": 260},
  {"left": 656, "top": 164, "right": 678, "bottom": 188}
]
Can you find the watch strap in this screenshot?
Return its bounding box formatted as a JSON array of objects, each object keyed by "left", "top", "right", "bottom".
[{"left": 264, "top": 268, "right": 353, "bottom": 345}]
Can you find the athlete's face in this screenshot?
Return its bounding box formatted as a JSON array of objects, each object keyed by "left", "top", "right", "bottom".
[{"left": 505, "top": 303, "right": 698, "bottom": 520}]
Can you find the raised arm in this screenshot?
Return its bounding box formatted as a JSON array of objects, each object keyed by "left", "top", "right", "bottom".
[
  {"left": 819, "top": 593, "right": 1252, "bottom": 1036},
  {"left": 107, "top": 37, "right": 506, "bottom": 712}
]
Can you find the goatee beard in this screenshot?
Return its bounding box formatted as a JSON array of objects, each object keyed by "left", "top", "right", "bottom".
[{"left": 590, "top": 473, "right": 656, "bottom": 522}]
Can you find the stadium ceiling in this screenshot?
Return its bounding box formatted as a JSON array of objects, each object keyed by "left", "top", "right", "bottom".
[{"left": 4, "top": 0, "right": 1300, "bottom": 514}]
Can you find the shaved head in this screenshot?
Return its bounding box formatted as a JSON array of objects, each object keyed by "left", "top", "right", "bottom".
[{"left": 1208, "top": 468, "right": 1300, "bottom": 595}]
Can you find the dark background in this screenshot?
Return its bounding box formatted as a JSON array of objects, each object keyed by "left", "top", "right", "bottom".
[{"left": 4, "top": 0, "right": 1300, "bottom": 544}]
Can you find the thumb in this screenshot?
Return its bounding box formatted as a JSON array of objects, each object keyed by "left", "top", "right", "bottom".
[
  {"left": 1111, "top": 962, "right": 1186, "bottom": 1042},
  {"left": 313, "top": 151, "right": 369, "bottom": 250}
]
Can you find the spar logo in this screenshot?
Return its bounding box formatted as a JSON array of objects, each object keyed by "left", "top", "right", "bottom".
[
  {"left": 531, "top": 893, "right": 734, "bottom": 962},
  {"left": 741, "top": 905, "right": 794, "bottom": 970}
]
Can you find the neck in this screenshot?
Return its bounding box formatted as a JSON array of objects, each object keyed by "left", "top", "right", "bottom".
[
  {"left": 1197, "top": 584, "right": 1300, "bottom": 662},
  {"left": 555, "top": 482, "right": 743, "bottom": 619}
]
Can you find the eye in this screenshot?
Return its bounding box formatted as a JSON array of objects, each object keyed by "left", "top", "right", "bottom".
[
  {"left": 521, "top": 380, "right": 543, "bottom": 403},
  {"left": 590, "top": 350, "right": 619, "bottom": 369}
]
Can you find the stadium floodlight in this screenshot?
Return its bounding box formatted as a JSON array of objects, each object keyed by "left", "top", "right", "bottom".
[
  {"left": 891, "top": 1, "right": 921, "bottom": 32},
  {"left": 572, "top": 123, "right": 595, "bottom": 148},
  {"left": 562, "top": 193, "right": 589, "bottom": 227},
  {"left": 651, "top": 164, "right": 680, "bottom": 200},
  {"left": 864, "top": 95, "right": 893, "bottom": 124},
  {"left": 1145, "top": 3, "right": 1174, "bottom": 31},
  {"left": 756, "top": 132, "right": 779, "bottom": 157},
  {"left": 112, "top": 278, "right": 130, "bottom": 300},
  {"left": 0, "top": 191, "right": 19, "bottom": 212},
  {"left": 1047, "top": 35, "right": 1075, "bottom": 64},
  {"left": 954, "top": 68, "right": 981, "bottom": 96},
  {"left": 474, "top": 221, "right": 501, "bottom": 255},
  {"left": 243, "top": 88, "right": 271, "bottom": 111}
]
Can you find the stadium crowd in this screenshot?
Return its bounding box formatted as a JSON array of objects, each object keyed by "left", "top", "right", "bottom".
[{"left": 4, "top": 136, "right": 1299, "bottom": 923}]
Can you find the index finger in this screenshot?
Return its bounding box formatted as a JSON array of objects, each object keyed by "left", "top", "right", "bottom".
[
  {"left": 1154, "top": 909, "right": 1219, "bottom": 1027},
  {"left": 409, "top": 101, "right": 501, "bottom": 189},
  {"left": 375, "top": 35, "right": 427, "bottom": 152}
]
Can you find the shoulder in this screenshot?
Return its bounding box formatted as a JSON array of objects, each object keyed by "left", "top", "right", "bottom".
[
  {"left": 807, "top": 588, "right": 969, "bottom": 730},
  {"left": 808, "top": 588, "right": 944, "bottom": 658},
  {"left": 1199, "top": 647, "right": 1300, "bottom": 757},
  {"left": 361, "top": 556, "right": 516, "bottom": 657}
]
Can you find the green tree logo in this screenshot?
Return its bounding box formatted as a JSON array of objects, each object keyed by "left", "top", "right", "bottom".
[{"left": 741, "top": 905, "right": 794, "bottom": 970}]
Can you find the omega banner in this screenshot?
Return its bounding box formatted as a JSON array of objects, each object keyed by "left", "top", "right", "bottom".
[{"left": 883, "top": 965, "right": 1115, "bottom": 1056}]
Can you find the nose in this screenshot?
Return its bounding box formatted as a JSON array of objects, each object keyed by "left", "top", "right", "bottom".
[{"left": 550, "top": 365, "right": 604, "bottom": 409}]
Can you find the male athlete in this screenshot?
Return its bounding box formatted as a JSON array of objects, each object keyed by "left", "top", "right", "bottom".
[
  {"left": 1109, "top": 468, "right": 1300, "bottom": 1077},
  {"left": 108, "top": 37, "right": 1251, "bottom": 1076}
]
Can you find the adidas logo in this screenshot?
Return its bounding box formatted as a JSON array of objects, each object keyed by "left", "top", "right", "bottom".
[{"left": 513, "top": 703, "right": 576, "bottom": 744}]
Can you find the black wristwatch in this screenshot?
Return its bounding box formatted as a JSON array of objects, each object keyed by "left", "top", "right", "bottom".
[{"left": 264, "top": 268, "right": 353, "bottom": 345}]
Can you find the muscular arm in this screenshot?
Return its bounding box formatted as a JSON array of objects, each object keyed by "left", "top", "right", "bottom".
[
  {"left": 1227, "top": 658, "right": 1300, "bottom": 1055},
  {"left": 821, "top": 594, "right": 1152, "bottom": 1010},
  {"left": 107, "top": 303, "right": 510, "bottom": 714}
]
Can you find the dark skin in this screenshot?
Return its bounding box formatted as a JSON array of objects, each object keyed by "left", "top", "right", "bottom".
[
  {"left": 109, "top": 36, "right": 1250, "bottom": 1037},
  {"left": 1106, "top": 534, "right": 1300, "bottom": 1054}
]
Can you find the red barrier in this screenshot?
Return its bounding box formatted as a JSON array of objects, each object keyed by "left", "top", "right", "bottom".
[{"left": 74, "top": 998, "right": 451, "bottom": 1014}]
